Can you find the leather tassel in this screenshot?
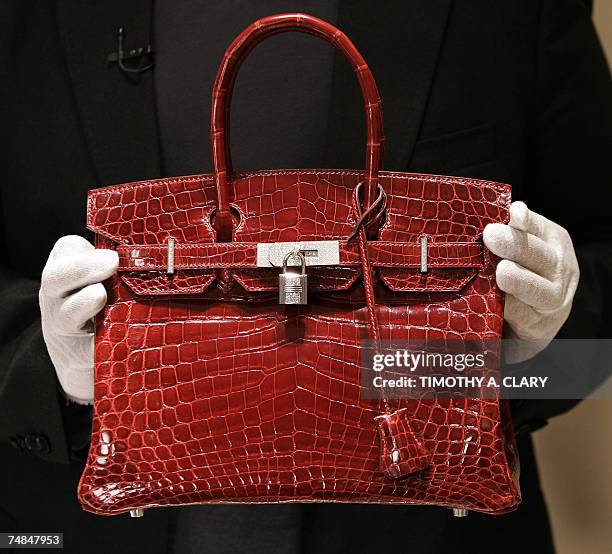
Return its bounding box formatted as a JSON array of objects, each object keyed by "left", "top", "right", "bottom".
[{"left": 374, "top": 408, "right": 431, "bottom": 478}]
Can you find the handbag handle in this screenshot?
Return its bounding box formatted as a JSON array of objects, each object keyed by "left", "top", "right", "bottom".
[{"left": 210, "top": 13, "right": 385, "bottom": 241}]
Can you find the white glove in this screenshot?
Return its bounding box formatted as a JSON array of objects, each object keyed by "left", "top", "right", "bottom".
[
  {"left": 483, "top": 201, "right": 579, "bottom": 363},
  {"left": 39, "top": 236, "right": 118, "bottom": 404}
]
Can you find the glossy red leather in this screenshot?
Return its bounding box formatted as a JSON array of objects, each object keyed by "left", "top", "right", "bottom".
[
  {"left": 211, "top": 13, "right": 383, "bottom": 238},
  {"left": 78, "top": 14, "right": 520, "bottom": 516}
]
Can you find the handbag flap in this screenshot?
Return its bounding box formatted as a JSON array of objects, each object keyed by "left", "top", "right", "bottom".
[
  {"left": 378, "top": 267, "right": 478, "bottom": 292},
  {"left": 87, "top": 170, "right": 509, "bottom": 296}
]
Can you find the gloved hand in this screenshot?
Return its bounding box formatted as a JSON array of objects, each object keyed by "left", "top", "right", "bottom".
[
  {"left": 483, "top": 201, "right": 579, "bottom": 363},
  {"left": 39, "top": 236, "right": 118, "bottom": 404}
]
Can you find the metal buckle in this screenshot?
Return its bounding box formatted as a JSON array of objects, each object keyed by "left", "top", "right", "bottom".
[
  {"left": 166, "top": 238, "right": 175, "bottom": 275},
  {"left": 256, "top": 241, "right": 340, "bottom": 267},
  {"left": 420, "top": 236, "right": 428, "bottom": 273}
]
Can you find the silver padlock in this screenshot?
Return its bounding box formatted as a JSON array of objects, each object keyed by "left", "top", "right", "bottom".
[{"left": 279, "top": 250, "right": 308, "bottom": 305}]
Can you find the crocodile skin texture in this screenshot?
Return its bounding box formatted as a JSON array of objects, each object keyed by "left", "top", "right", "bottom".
[
  {"left": 79, "top": 169, "right": 519, "bottom": 516},
  {"left": 116, "top": 241, "right": 484, "bottom": 270},
  {"left": 211, "top": 14, "right": 384, "bottom": 237},
  {"left": 78, "top": 13, "right": 520, "bottom": 516},
  {"left": 374, "top": 408, "right": 432, "bottom": 478}
]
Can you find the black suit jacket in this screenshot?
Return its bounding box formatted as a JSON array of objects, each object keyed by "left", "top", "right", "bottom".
[{"left": 0, "top": 1, "right": 610, "bottom": 553}]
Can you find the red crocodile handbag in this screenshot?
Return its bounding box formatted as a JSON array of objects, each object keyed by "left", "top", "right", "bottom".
[{"left": 78, "top": 13, "right": 520, "bottom": 517}]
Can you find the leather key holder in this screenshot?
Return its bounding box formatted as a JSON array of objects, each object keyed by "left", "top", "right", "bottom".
[{"left": 79, "top": 13, "right": 520, "bottom": 517}]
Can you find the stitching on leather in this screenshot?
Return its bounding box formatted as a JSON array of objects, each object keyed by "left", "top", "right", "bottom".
[
  {"left": 116, "top": 243, "right": 483, "bottom": 270},
  {"left": 231, "top": 271, "right": 360, "bottom": 292},
  {"left": 379, "top": 269, "right": 478, "bottom": 292},
  {"left": 229, "top": 201, "right": 248, "bottom": 235},
  {"left": 118, "top": 241, "right": 482, "bottom": 250},
  {"left": 87, "top": 170, "right": 510, "bottom": 200},
  {"left": 121, "top": 273, "right": 216, "bottom": 295},
  {"left": 88, "top": 172, "right": 510, "bottom": 246},
  {"left": 200, "top": 205, "right": 218, "bottom": 240},
  {"left": 119, "top": 261, "right": 481, "bottom": 270}
]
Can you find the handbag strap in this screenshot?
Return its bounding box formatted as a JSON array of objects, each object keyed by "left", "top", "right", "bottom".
[
  {"left": 350, "top": 190, "right": 432, "bottom": 479},
  {"left": 115, "top": 241, "right": 483, "bottom": 271},
  {"left": 210, "top": 13, "right": 385, "bottom": 240}
]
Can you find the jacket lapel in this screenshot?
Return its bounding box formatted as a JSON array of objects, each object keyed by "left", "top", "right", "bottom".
[
  {"left": 55, "top": 0, "right": 160, "bottom": 186},
  {"left": 55, "top": 1, "right": 450, "bottom": 183},
  {"left": 325, "top": 0, "right": 452, "bottom": 171}
]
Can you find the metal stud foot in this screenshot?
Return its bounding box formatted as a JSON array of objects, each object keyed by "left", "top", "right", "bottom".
[
  {"left": 452, "top": 508, "right": 468, "bottom": 517},
  {"left": 130, "top": 508, "right": 144, "bottom": 518}
]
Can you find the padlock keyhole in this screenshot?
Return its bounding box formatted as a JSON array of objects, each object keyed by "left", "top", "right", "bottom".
[{"left": 279, "top": 250, "right": 308, "bottom": 305}]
